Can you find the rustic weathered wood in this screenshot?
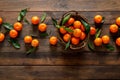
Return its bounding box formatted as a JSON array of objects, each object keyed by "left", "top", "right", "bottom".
[
  {"left": 0, "top": 66, "right": 120, "bottom": 80},
  {"left": 0, "top": 0, "right": 120, "bottom": 11},
  {"left": 0, "top": 0, "right": 120, "bottom": 79},
  {"left": 0, "top": 52, "right": 120, "bottom": 66},
  {"left": 0, "top": 11, "right": 120, "bottom": 24}
]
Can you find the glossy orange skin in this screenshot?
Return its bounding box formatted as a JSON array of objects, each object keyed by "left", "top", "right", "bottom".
[
  {"left": 94, "top": 38, "right": 102, "bottom": 46},
  {"left": 31, "top": 39, "right": 39, "bottom": 47},
  {"left": 90, "top": 27, "right": 96, "bottom": 35},
  {"left": 67, "top": 18, "right": 75, "bottom": 25},
  {"left": 63, "top": 33, "right": 71, "bottom": 42},
  {"left": 9, "top": 29, "right": 18, "bottom": 38},
  {"left": 71, "top": 37, "right": 80, "bottom": 45},
  {"left": 80, "top": 32, "right": 86, "bottom": 40},
  {"left": 31, "top": 16, "right": 40, "bottom": 25},
  {"left": 116, "top": 17, "right": 120, "bottom": 26},
  {"left": 0, "top": 32, "right": 5, "bottom": 42},
  {"left": 94, "top": 15, "right": 103, "bottom": 23},
  {"left": 59, "top": 27, "right": 67, "bottom": 34},
  {"left": 14, "top": 22, "right": 23, "bottom": 31},
  {"left": 0, "top": 17, "right": 3, "bottom": 24},
  {"left": 73, "top": 20, "right": 81, "bottom": 29},
  {"left": 109, "top": 24, "right": 118, "bottom": 33},
  {"left": 24, "top": 36, "right": 33, "bottom": 44},
  {"left": 116, "top": 37, "right": 120, "bottom": 46},
  {"left": 73, "top": 29, "right": 82, "bottom": 38},
  {"left": 102, "top": 35, "right": 110, "bottom": 44},
  {"left": 49, "top": 36, "right": 58, "bottom": 45},
  {"left": 38, "top": 23, "right": 47, "bottom": 32}
]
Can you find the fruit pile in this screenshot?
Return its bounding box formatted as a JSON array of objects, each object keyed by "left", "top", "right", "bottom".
[
  {"left": 1, "top": 9, "right": 120, "bottom": 52},
  {"left": 52, "top": 11, "right": 90, "bottom": 50}
]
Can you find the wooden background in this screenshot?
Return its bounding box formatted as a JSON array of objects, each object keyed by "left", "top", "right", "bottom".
[{"left": 0, "top": 0, "right": 120, "bottom": 79}]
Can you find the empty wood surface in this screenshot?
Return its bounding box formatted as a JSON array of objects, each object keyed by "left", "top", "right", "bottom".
[{"left": 0, "top": 0, "right": 120, "bottom": 80}]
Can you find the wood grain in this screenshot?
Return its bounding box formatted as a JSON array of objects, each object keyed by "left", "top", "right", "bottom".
[
  {"left": 0, "top": 0, "right": 120, "bottom": 79},
  {"left": 0, "top": 0, "right": 120, "bottom": 11},
  {"left": 0, "top": 66, "right": 120, "bottom": 80}
]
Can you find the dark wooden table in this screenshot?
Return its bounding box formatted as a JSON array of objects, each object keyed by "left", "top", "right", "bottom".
[{"left": 0, "top": 0, "right": 120, "bottom": 79}]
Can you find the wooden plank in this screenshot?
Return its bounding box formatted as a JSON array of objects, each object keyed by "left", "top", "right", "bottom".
[
  {"left": 0, "top": 51, "right": 120, "bottom": 66},
  {"left": 0, "top": 0, "right": 120, "bottom": 11},
  {"left": 0, "top": 11, "right": 120, "bottom": 24},
  {"left": 0, "top": 23, "right": 119, "bottom": 52},
  {"left": 0, "top": 66, "right": 120, "bottom": 80},
  {"left": 0, "top": 11, "right": 120, "bottom": 66}
]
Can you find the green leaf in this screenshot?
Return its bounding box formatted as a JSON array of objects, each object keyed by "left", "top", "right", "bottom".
[
  {"left": 102, "top": 17, "right": 105, "bottom": 23},
  {"left": 17, "top": 8, "right": 28, "bottom": 22},
  {"left": 30, "top": 34, "right": 38, "bottom": 38},
  {"left": 81, "top": 19, "right": 90, "bottom": 34},
  {"left": 17, "top": 16, "right": 22, "bottom": 22},
  {"left": 26, "top": 47, "right": 36, "bottom": 55},
  {"left": 64, "top": 27, "right": 73, "bottom": 32},
  {"left": 41, "top": 13, "right": 47, "bottom": 23},
  {"left": 23, "top": 18, "right": 30, "bottom": 24},
  {"left": 51, "top": 18, "right": 61, "bottom": 29},
  {"left": 95, "top": 29, "right": 101, "bottom": 38},
  {"left": 40, "top": 32, "right": 49, "bottom": 37},
  {"left": 88, "top": 41, "right": 95, "bottom": 51},
  {"left": 104, "top": 44, "right": 115, "bottom": 51},
  {"left": 61, "top": 14, "right": 71, "bottom": 26},
  {"left": 56, "top": 25, "right": 61, "bottom": 29},
  {"left": 65, "top": 39, "right": 70, "bottom": 50},
  {"left": 2, "top": 23, "right": 13, "bottom": 30},
  {"left": 51, "top": 17, "right": 57, "bottom": 27},
  {"left": 8, "top": 38, "right": 20, "bottom": 49}
]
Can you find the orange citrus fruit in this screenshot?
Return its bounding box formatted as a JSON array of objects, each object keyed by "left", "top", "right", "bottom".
[
  {"left": 73, "top": 20, "right": 81, "bottom": 29},
  {"left": 49, "top": 36, "right": 58, "bottom": 45},
  {"left": 31, "top": 39, "right": 39, "bottom": 47},
  {"left": 24, "top": 36, "right": 33, "bottom": 44},
  {"left": 116, "top": 17, "right": 120, "bottom": 26},
  {"left": 116, "top": 37, "right": 120, "bottom": 46},
  {"left": 80, "top": 32, "right": 86, "bottom": 40},
  {"left": 0, "top": 17, "right": 3, "bottom": 24},
  {"left": 71, "top": 37, "right": 80, "bottom": 45},
  {"left": 38, "top": 23, "right": 47, "bottom": 32},
  {"left": 80, "top": 24, "right": 85, "bottom": 32},
  {"left": 90, "top": 27, "right": 96, "bottom": 35},
  {"left": 68, "top": 26, "right": 74, "bottom": 34},
  {"left": 59, "top": 27, "right": 67, "bottom": 34},
  {"left": 73, "top": 29, "right": 82, "bottom": 37},
  {"left": 13, "top": 22, "right": 23, "bottom": 31},
  {"left": 63, "top": 33, "right": 71, "bottom": 42},
  {"left": 94, "top": 15, "right": 103, "bottom": 23},
  {"left": 102, "top": 35, "right": 110, "bottom": 44},
  {"left": 0, "top": 32, "right": 5, "bottom": 42},
  {"left": 9, "top": 29, "right": 18, "bottom": 38},
  {"left": 94, "top": 37, "right": 102, "bottom": 46},
  {"left": 31, "top": 16, "right": 40, "bottom": 25},
  {"left": 109, "top": 24, "right": 118, "bottom": 33},
  {"left": 67, "top": 17, "right": 75, "bottom": 25}
]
